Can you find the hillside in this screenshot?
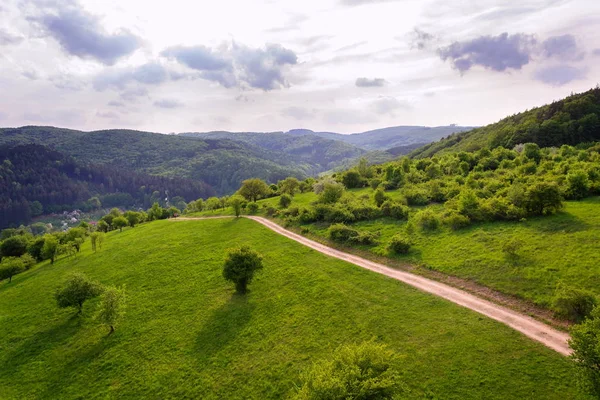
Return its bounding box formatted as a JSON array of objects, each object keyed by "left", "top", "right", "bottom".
[
  {"left": 0, "top": 144, "right": 213, "bottom": 228},
  {"left": 0, "top": 218, "right": 579, "bottom": 399},
  {"left": 412, "top": 87, "right": 600, "bottom": 158}
]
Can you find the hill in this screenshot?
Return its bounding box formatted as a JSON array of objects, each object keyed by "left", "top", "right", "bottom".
[
  {"left": 0, "top": 218, "right": 579, "bottom": 399},
  {"left": 412, "top": 87, "right": 600, "bottom": 158},
  {"left": 0, "top": 144, "right": 214, "bottom": 228}
]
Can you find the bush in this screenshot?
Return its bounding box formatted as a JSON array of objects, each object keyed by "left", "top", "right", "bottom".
[
  {"left": 348, "top": 231, "right": 378, "bottom": 245},
  {"left": 569, "top": 305, "right": 600, "bottom": 397},
  {"left": 247, "top": 202, "right": 259, "bottom": 214},
  {"left": 20, "top": 253, "right": 36, "bottom": 270},
  {"left": 403, "top": 188, "right": 429, "bottom": 206},
  {"left": 265, "top": 206, "right": 277, "bottom": 217},
  {"left": 380, "top": 201, "right": 409, "bottom": 220},
  {"left": 318, "top": 182, "right": 345, "bottom": 204},
  {"left": 294, "top": 342, "right": 403, "bottom": 400},
  {"left": 1, "top": 235, "right": 29, "bottom": 258},
  {"left": 388, "top": 235, "right": 411, "bottom": 254},
  {"left": 341, "top": 170, "right": 363, "bottom": 189},
  {"left": 328, "top": 224, "right": 359, "bottom": 242},
  {"left": 502, "top": 238, "right": 524, "bottom": 257},
  {"left": 553, "top": 284, "right": 597, "bottom": 323},
  {"left": 374, "top": 189, "right": 388, "bottom": 207},
  {"left": 222, "top": 246, "right": 264, "bottom": 294},
  {"left": 413, "top": 209, "right": 440, "bottom": 231},
  {"left": 298, "top": 208, "right": 317, "bottom": 224},
  {"left": 348, "top": 203, "right": 381, "bottom": 221},
  {"left": 279, "top": 194, "right": 292, "bottom": 208},
  {"left": 442, "top": 211, "right": 471, "bottom": 230}
]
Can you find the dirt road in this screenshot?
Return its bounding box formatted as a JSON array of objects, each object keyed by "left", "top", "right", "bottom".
[{"left": 176, "top": 215, "right": 572, "bottom": 356}]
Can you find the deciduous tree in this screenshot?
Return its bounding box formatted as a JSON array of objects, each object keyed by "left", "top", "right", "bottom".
[{"left": 222, "top": 246, "right": 263, "bottom": 294}]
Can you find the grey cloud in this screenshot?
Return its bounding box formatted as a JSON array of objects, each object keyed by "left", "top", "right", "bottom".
[
  {"left": 370, "top": 96, "right": 410, "bottom": 115},
  {"left": 340, "top": 0, "right": 401, "bottom": 6},
  {"left": 108, "top": 100, "right": 125, "bottom": 107},
  {"left": 264, "top": 14, "right": 308, "bottom": 33},
  {"left": 438, "top": 33, "right": 536, "bottom": 73},
  {"left": 335, "top": 41, "right": 367, "bottom": 53},
  {"left": 163, "top": 42, "right": 298, "bottom": 91},
  {"left": 119, "top": 87, "right": 149, "bottom": 102},
  {"left": 410, "top": 28, "right": 434, "bottom": 50},
  {"left": 22, "top": 69, "right": 40, "bottom": 80},
  {"left": 534, "top": 65, "right": 586, "bottom": 86},
  {"left": 97, "top": 111, "right": 119, "bottom": 119},
  {"left": 355, "top": 77, "right": 386, "bottom": 87},
  {"left": 32, "top": 3, "right": 141, "bottom": 65},
  {"left": 542, "top": 34, "right": 584, "bottom": 61},
  {"left": 593, "top": 49, "right": 600, "bottom": 56},
  {"left": 0, "top": 29, "right": 24, "bottom": 45},
  {"left": 161, "top": 45, "right": 231, "bottom": 71},
  {"left": 50, "top": 74, "right": 85, "bottom": 91},
  {"left": 281, "top": 106, "right": 317, "bottom": 120},
  {"left": 93, "top": 62, "right": 169, "bottom": 90},
  {"left": 153, "top": 99, "right": 184, "bottom": 109}
]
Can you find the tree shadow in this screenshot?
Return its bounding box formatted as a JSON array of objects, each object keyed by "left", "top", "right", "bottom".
[
  {"left": 532, "top": 211, "right": 590, "bottom": 233},
  {"left": 1, "top": 314, "right": 81, "bottom": 380},
  {"left": 194, "top": 293, "right": 255, "bottom": 362}
]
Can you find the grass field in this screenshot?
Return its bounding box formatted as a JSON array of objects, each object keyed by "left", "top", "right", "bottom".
[
  {"left": 0, "top": 218, "right": 585, "bottom": 399},
  {"left": 199, "top": 190, "right": 600, "bottom": 309}
]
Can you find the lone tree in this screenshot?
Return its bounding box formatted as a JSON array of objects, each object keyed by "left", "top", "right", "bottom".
[
  {"left": 112, "top": 216, "right": 128, "bottom": 232},
  {"left": 228, "top": 195, "right": 245, "bottom": 217},
  {"left": 239, "top": 178, "right": 270, "bottom": 202},
  {"left": 295, "top": 341, "right": 403, "bottom": 399},
  {"left": 570, "top": 305, "right": 600, "bottom": 397},
  {"left": 55, "top": 272, "right": 103, "bottom": 314},
  {"left": 96, "top": 285, "right": 126, "bottom": 335},
  {"left": 278, "top": 177, "right": 300, "bottom": 196},
  {"left": 222, "top": 246, "right": 263, "bottom": 294}
]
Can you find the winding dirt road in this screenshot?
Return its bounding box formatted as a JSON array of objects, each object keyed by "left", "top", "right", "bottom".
[{"left": 177, "top": 215, "right": 572, "bottom": 356}]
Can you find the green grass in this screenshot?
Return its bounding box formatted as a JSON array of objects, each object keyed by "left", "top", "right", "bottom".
[{"left": 0, "top": 218, "right": 585, "bottom": 399}]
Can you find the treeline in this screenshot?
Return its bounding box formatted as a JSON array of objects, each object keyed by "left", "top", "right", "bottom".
[
  {"left": 413, "top": 87, "right": 600, "bottom": 157},
  {"left": 0, "top": 144, "right": 214, "bottom": 229}
]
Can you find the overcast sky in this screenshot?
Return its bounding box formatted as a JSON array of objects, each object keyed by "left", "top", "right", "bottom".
[{"left": 0, "top": 0, "right": 599, "bottom": 134}]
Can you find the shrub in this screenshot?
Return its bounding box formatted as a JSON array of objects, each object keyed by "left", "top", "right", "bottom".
[
  {"left": 380, "top": 201, "right": 409, "bottom": 220},
  {"left": 247, "top": 202, "right": 260, "bottom": 214},
  {"left": 388, "top": 235, "right": 411, "bottom": 254},
  {"left": 442, "top": 211, "right": 470, "bottom": 230},
  {"left": 348, "top": 231, "right": 378, "bottom": 245},
  {"left": 348, "top": 203, "right": 381, "bottom": 221},
  {"left": 328, "top": 224, "right": 359, "bottom": 242},
  {"left": 553, "top": 284, "right": 597, "bottom": 323},
  {"left": 222, "top": 246, "right": 264, "bottom": 294},
  {"left": 265, "top": 206, "right": 277, "bottom": 217},
  {"left": 374, "top": 189, "right": 388, "bottom": 207},
  {"left": 294, "top": 342, "right": 403, "bottom": 399},
  {"left": 403, "top": 188, "right": 429, "bottom": 206},
  {"left": 566, "top": 171, "right": 590, "bottom": 200},
  {"left": 298, "top": 208, "right": 317, "bottom": 223},
  {"left": 20, "top": 254, "right": 36, "bottom": 270},
  {"left": 321, "top": 206, "right": 355, "bottom": 224},
  {"left": 341, "top": 170, "right": 363, "bottom": 189},
  {"left": 569, "top": 305, "right": 600, "bottom": 397},
  {"left": 413, "top": 209, "right": 440, "bottom": 231},
  {"left": 502, "top": 238, "right": 524, "bottom": 257},
  {"left": 279, "top": 194, "right": 292, "bottom": 208},
  {"left": 318, "top": 182, "right": 345, "bottom": 204}
]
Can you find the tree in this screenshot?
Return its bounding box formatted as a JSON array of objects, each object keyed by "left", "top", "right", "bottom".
[
  {"left": 205, "top": 197, "right": 221, "bottom": 211},
  {"left": 55, "top": 272, "right": 103, "bottom": 314},
  {"left": 341, "top": 170, "right": 362, "bottom": 189},
  {"left": 65, "top": 227, "right": 86, "bottom": 252},
  {"left": 124, "top": 211, "right": 141, "bottom": 227},
  {"left": 90, "top": 232, "right": 105, "bottom": 252},
  {"left": 295, "top": 342, "right": 403, "bottom": 399},
  {"left": 279, "top": 194, "right": 292, "bottom": 208},
  {"left": 0, "top": 257, "right": 25, "bottom": 283},
  {"left": 112, "top": 216, "right": 128, "bottom": 232},
  {"left": 0, "top": 235, "right": 29, "bottom": 258},
  {"left": 41, "top": 234, "right": 59, "bottom": 264},
  {"left": 147, "top": 202, "right": 165, "bottom": 221},
  {"left": 374, "top": 188, "right": 388, "bottom": 207},
  {"left": 96, "top": 285, "right": 126, "bottom": 334},
  {"left": 569, "top": 305, "right": 600, "bottom": 397},
  {"left": 318, "top": 182, "right": 345, "bottom": 204},
  {"left": 566, "top": 171, "right": 590, "bottom": 200},
  {"left": 239, "top": 178, "right": 270, "bottom": 202},
  {"left": 96, "top": 220, "right": 109, "bottom": 233},
  {"left": 525, "top": 182, "right": 563, "bottom": 216},
  {"left": 278, "top": 177, "right": 300, "bottom": 196},
  {"left": 229, "top": 195, "right": 245, "bottom": 217},
  {"left": 222, "top": 246, "right": 264, "bottom": 294},
  {"left": 29, "top": 200, "right": 43, "bottom": 216}
]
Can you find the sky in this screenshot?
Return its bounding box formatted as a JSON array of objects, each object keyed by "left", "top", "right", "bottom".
[{"left": 0, "top": 0, "right": 599, "bottom": 134}]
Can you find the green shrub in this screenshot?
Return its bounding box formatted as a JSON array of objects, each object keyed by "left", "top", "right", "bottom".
[
  {"left": 279, "top": 194, "right": 292, "bottom": 208},
  {"left": 553, "top": 284, "right": 597, "bottom": 323},
  {"left": 348, "top": 203, "right": 381, "bottom": 221},
  {"left": 348, "top": 231, "right": 378, "bottom": 245},
  {"left": 328, "top": 224, "right": 359, "bottom": 242},
  {"left": 265, "top": 206, "right": 277, "bottom": 217},
  {"left": 388, "top": 235, "right": 411, "bottom": 254},
  {"left": 380, "top": 201, "right": 409, "bottom": 220},
  {"left": 298, "top": 208, "right": 317, "bottom": 223},
  {"left": 247, "top": 202, "right": 260, "bottom": 214},
  {"left": 403, "top": 188, "right": 429, "bottom": 206},
  {"left": 502, "top": 238, "right": 524, "bottom": 257},
  {"left": 374, "top": 189, "right": 388, "bottom": 207},
  {"left": 413, "top": 209, "right": 440, "bottom": 231},
  {"left": 442, "top": 211, "right": 470, "bottom": 230}
]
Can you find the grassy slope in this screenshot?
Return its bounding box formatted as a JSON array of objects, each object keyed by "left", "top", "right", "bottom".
[
  {"left": 0, "top": 219, "right": 582, "bottom": 399},
  {"left": 208, "top": 191, "right": 600, "bottom": 308}
]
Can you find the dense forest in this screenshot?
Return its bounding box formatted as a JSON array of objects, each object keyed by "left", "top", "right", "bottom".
[
  {"left": 412, "top": 87, "right": 600, "bottom": 158},
  {"left": 0, "top": 144, "right": 214, "bottom": 228}
]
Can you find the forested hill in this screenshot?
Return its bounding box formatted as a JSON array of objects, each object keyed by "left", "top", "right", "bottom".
[
  {"left": 0, "top": 126, "right": 314, "bottom": 194},
  {"left": 412, "top": 87, "right": 600, "bottom": 158},
  {"left": 0, "top": 144, "right": 214, "bottom": 228}
]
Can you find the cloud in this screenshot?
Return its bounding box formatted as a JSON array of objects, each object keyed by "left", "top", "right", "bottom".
[
  {"left": 355, "top": 77, "right": 386, "bottom": 87},
  {"left": 50, "top": 74, "right": 85, "bottom": 91},
  {"left": 153, "top": 99, "right": 183, "bottom": 109},
  {"left": 96, "top": 111, "right": 119, "bottom": 119},
  {"left": 593, "top": 49, "right": 600, "bottom": 57},
  {"left": 340, "top": 0, "right": 401, "bottom": 6},
  {"left": 119, "top": 87, "right": 149, "bottom": 102},
  {"left": 541, "top": 34, "right": 584, "bottom": 61},
  {"left": 93, "top": 62, "right": 169, "bottom": 90},
  {"left": 264, "top": 14, "right": 308, "bottom": 33},
  {"left": 32, "top": 2, "right": 141, "bottom": 65},
  {"left": 370, "top": 96, "right": 410, "bottom": 115},
  {"left": 281, "top": 107, "right": 317, "bottom": 120},
  {"left": 162, "top": 42, "right": 298, "bottom": 90},
  {"left": 107, "top": 100, "right": 125, "bottom": 107},
  {"left": 534, "top": 65, "right": 586, "bottom": 86},
  {"left": 22, "top": 69, "right": 40, "bottom": 80},
  {"left": 409, "top": 28, "right": 435, "bottom": 50},
  {"left": 0, "top": 29, "right": 24, "bottom": 45},
  {"left": 335, "top": 41, "right": 368, "bottom": 53},
  {"left": 438, "top": 32, "right": 536, "bottom": 73}
]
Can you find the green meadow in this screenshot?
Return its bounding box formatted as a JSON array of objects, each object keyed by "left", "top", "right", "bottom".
[{"left": 0, "top": 218, "right": 584, "bottom": 399}]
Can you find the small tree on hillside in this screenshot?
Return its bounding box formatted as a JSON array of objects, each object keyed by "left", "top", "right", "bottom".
[
  {"left": 222, "top": 246, "right": 263, "bottom": 294},
  {"left": 124, "top": 211, "right": 141, "bottom": 227},
  {"left": 0, "top": 257, "right": 25, "bottom": 283},
  {"left": 279, "top": 194, "right": 292, "bottom": 208},
  {"left": 525, "top": 182, "right": 563, "bottom": 216},
  {"left": 55, "top": 272, "right": 103, "bottom": 315},
  {"left": 96, "top": 285, "right": 126, "bottom": 335},
  {"left": 96, "top": 220, "right": 109, "bottom": 233},
  {"left": 239, "top": 178, "right": 270, "bottom": 202},
  {"left": 41, "top": 234, "right": 59, "bottom": 264},
  {"left": 318, "top": 182, "right": 345, "bottom": 204},
  {"left": 0, "top": 235, "right": 28, "bottom": 258},
  {"left": 569, "top": 305, "right": 600, "bottom": 397},
  {"left": 229, "top": 195, "right": 245, "bottom": 217},
  {"left": 279, "top": 177, "right": 300, "bottom": 196},
  {"left": 112, "top": 216, "right": 128, "bottom": 232}
]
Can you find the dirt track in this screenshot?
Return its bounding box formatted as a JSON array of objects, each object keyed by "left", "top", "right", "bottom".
[{"left": 175, "top": 215, "right": 572, "bottom": 356}]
